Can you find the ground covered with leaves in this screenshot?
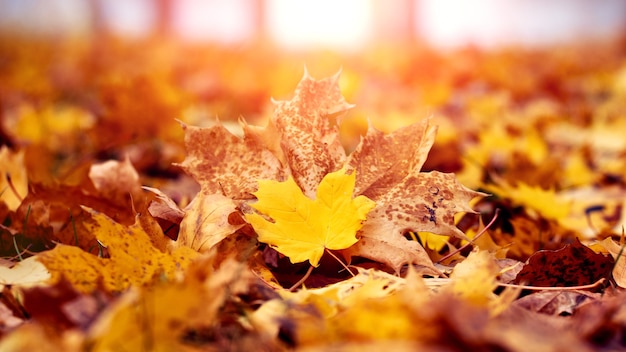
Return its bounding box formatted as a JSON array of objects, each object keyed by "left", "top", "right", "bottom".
[{"left": 2, "top": 35, "right": 626, "bottom": 351}]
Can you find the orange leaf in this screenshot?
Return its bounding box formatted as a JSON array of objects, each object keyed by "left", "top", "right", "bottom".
[{"left": 37, "top": 208, "right": 197, "bottom": 293}]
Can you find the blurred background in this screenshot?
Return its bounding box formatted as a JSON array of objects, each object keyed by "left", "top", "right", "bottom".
[
  {"left": 1, "top": 0, "right": 625, "bottom": 50},
  {"left": 2, "top": 0, "right": 626, "bottom": 199},
  {"left": 1, "top": 0, "right": 626, "bottom": 248}
]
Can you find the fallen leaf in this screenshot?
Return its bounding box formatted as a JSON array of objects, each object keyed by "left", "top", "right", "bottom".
[
  {"left": 180, "top": 73, "right": 481, "bottom": 274},
  {"left": 0, "top": 256, "right": 50, "bottom": 288},
  {"left": 447, "top": 249, "right": 500, "bottom": 307},
  {"left": 245, "top": 168, "right": 375, "bottom": 267},
  {"left": 347, "top": 171, "right": 481, "bottom": 273},
  {"left": 143, "top": 186, "right": 185, "bottom": 225},
  {"left": 86, "top": 255, "right": 252, "bottom": 352},
  {"left": 88, "top": 156, "right": 141, "bottom": 207},
  {"left": 513, "top": 290, "right": 599, "bottom": 316},
  {"left": 179, "top": 121, "right": 285, "bottom": 200},
  {"left": 176, "top": 192, "right": 245, "bottom": 252},
  {"left": 514, "top": 239, "right": 613, "bottom": 289},
  {"left": 0, "top": 146, "right": 27, "bottom": 211},
  {"left": 592, "top": 237, "right": 626, "bottom": 288},
  {"left": 265, "top": 69, "right": 352, "bottom": 198},
  {"left": 37, "top": 208, "right": 198, "bottom": 293}
]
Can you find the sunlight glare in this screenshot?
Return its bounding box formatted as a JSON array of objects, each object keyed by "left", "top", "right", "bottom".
[{"left": 267, "top": 0, "right": 373, "bottom": 50}]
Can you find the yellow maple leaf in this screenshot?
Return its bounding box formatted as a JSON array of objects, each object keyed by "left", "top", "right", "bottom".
[
  {"left": 37, "top": 208, "right": 198, "bottom": 293},
  {"left": 245, "top": 168, "right": 375, "bottom": 267},
  {"left": 88, "top": 256, "right": 250, "bottom": 352},
  {"left": 486, "top": 180, "right": 571, "bottom": 221}
]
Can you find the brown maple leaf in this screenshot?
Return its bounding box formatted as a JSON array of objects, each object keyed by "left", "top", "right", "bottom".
[
  {"left": 343, "top": 118, "right": 482, "bottom": 273},
  {"left": 179, "top": 71, "right": 483, "bottom": 273}
]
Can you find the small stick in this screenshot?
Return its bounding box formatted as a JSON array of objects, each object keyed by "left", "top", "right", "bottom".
[
  {"left": 326, "top": 249, "right": 356, "bottom": 277},
  {"left": 69, "top": 208, "right": 79, "bottom": 246},
  {"left": 498, "top": 278, "right": 606, "bottom": 291},
  {"left": 437, "top": 209, "right": 500, "bottom": 264},
  {"left": 289, "top": 265, "right": 314, "bottom": 292}
]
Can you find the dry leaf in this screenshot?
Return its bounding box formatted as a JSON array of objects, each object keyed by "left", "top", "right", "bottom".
[
  {"left": 514, "top": 239, "right": 613, "bottom": 289},
  {"left": 0, "top": 146, "right": 27, "bottom": 211},
  {"left": 87, "top": 255, "right": 251, "bottom": 352},
  {"left": 37, "top": 208, "right": 198, "bottom": 293},
  {"left": 143, "top": 186, "right": 185, "bottom": 225},
  {"left": 264, "top": 69, "right": 351, "bottom": 198},
  {"left": 0, "top": 256, "right": 50, "bottom": 289},
  {"left": 177, "top": 192, "right": 245, "bottom": 252},
  {"left": 88, "top": 156, "right": 141, "bottom": 207},
  {"left": 179, "top": 121, "right": 285, "bottom": 200},
  {"left": 593, "top": 237, "right": 626, "bottom": 288}
]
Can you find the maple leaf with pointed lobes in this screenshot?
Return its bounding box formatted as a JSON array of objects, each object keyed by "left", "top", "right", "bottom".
[
  {"left": 245, "top": 168, "right": 375, "bottom": 267},
  {"left": 179, "top": 70, "right": 352, "bottom": 201},
  {"left": 37, "top": 207, "right": 198, "bottom": 293},
  {"left": 343, "top": 118, "right": 484, "bottom": 273},
  {"left": 178, "top": 121, "right": 285, "bottom": 200},
  {"left": 180, "top": 71, "right": 483, "bottom": 274}
]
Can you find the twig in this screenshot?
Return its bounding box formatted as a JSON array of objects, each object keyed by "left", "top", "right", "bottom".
[
  {"left": 326, "top": 248, "right": 356, "bottom": 277},
  {"left": 289, "top": 265, "right": 314, "bottom": 292},
  {"left": 437, "top": 208, "right": 500, "bottom": 264},
  {"left": 69, "top": 208, "right": 79, "bottom": 246},
  {"left": 498, "top": 278, "right": 606, "bottom": 291}
]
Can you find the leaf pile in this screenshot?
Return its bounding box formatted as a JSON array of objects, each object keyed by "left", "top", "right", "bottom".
[{"left": 1, "top": 35, "right": 626, "bottom": 351}]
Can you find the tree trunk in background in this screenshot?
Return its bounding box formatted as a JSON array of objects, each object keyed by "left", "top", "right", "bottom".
[
  {"left": 251, "top": 0, "right": 266, "bottom": 40},
  {"left": 154, "top": 0, "right": 174, "bottom": 37},
  {"left": 87, "top": 0, "right": 106, "bottom": 39}
]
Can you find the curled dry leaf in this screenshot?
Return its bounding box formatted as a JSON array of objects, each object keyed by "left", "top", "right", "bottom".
[
  {"left": 0, "top": 146, "right": 27, "bottom": 211},
  {"left": 88, "top": 156, "right": 141, "bottom": 206},
  {"left": 176, "top": 192, "right": 245, "bottom": 252},
  {"left": 142, "top": 186, "right": 185, "bottom": 225}
]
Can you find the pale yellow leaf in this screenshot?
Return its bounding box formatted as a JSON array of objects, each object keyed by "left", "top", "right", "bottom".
[{"left": 177, "top": 192, "right": 244, "bottom": 252}]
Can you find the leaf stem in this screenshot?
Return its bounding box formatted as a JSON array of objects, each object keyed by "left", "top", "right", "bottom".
[
  {"left": 498, "top": 278, "right": 606, "bottom": 291},
  {"left": 12, "top": 235, "right": 22, "bottom": 261},
  {"left": 14, "top": 204, "right": 32, "bottom": 261},
  {"left": 289, "top": 265, "right": 314, "bottom": 292},
  {"left": 325, "top": 248, "right": 356, "bottom": 277},
  {"left": 69, "top": 208, "right": 78, "bottom": 247},
  {"left": 436, "top": 208, "right": 500, "bottom": 264}
]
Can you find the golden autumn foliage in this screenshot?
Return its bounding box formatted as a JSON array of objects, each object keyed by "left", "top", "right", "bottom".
[
  {"left": 2, "top": 35, "right": 626, "bottom": 351},
  {"left": 246, "top": 168, "right": 376, "bottom": 267}
]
